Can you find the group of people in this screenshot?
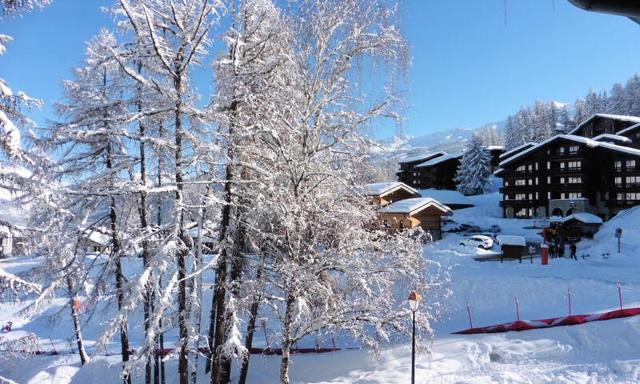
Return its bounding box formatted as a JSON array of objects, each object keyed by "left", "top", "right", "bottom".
[{"left": 548, "top": 241, "right": 578, "bottom": 260}]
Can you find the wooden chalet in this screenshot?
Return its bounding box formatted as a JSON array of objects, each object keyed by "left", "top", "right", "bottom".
[
  {"left": 377, "top": 197, "right": 452, "bottom": 240},
  {"left": 498, "top": 115, "right": 640, "bottom": 220},
  {"left": 363, "top": 182, "right": 419, "bottom": 207},
  {"left": 396, "top": 151, "right": 445, "bottom": 189},
  {"left": 496, "top": 235, "right": 526, "bottom": 262},
  {"left": 568, "top": 113, "right": 640, "bottom": 138}
]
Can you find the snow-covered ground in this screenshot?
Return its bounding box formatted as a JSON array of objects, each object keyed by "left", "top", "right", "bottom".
[{"left": 3, "top": 193, "right": 640, "bottom": 383}]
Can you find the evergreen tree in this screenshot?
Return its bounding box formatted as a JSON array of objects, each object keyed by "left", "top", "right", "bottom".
[{"left": 454, "top": 134, "right": 491, "bottom": 196}]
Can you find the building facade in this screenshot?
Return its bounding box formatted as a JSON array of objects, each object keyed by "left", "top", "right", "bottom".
[{"left": 498, "top": 114, "right": 640, "bottom": 220}]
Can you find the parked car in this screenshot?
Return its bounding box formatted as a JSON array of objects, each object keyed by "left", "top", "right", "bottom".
[
  {"left": 448, "top": 223, "right": 482, "bottom": 233},
  {"left": 459, "top": 235, "right": 494, "bottom": 250}
]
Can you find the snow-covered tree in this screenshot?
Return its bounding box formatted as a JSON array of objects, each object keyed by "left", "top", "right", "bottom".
[{"left": 455, "top": 134, "right": 491, "bottom": 196}]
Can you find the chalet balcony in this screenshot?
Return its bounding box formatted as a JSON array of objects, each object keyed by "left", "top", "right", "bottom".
[{"left": 549, "top": 152, "right": 583, "bottom": 160}]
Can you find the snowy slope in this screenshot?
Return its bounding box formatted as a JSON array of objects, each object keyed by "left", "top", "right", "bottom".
[{"left": 3, "top": 194, "right": 640, "bottom": 383}]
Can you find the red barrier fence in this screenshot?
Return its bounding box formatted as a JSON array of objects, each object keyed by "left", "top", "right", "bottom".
[{"left": 454, "top": 307, "right": 640, "bottom": 335}]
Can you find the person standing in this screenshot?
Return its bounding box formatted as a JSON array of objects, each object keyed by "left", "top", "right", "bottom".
[{"left": 569, "top": 241, "right": 577, "bottom": 260}]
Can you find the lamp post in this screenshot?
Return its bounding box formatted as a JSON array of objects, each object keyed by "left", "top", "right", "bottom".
[{"left": 408, "top": 290, "right": 421, "bottom": 384}]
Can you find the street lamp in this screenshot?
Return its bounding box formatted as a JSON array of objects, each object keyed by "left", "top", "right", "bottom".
[{"left": 408, "top": 290, "right": 421, "bottom": 384}]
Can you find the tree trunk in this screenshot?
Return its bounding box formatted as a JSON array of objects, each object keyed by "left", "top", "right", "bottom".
[
  {"left": 279, "top": 295, "right": 296, "bottom": 384},
  {"left": 237, "top": 253, "right": 264, "bottom": 384},
  {"left": 174, "top": 72, "right": 190, "bottom": 384},
  {"left": 191, "top": 192, "right": 207, "bottom": 384},
  {"left": 155, "top": 122, "right": 166, "bottom": 384},
  {"left": 107, "top": 138, "right": 131, "bottom": 384},
  {"left": 66, "top": 276, "right": 89, "bottom": 366},
  {"left": 135, "top": 64, "right": 153, "bottom": 384}
]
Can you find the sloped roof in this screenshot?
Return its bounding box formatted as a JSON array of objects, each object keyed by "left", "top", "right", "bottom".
[
  {"left": 379, "top": 197, "right": 451, "bottom": 215},
  {"left": 398, "top": 151, "right": 445, "bottom": 164},
  {"left": 499, "top": 134, "right": 640, "bottom": 168},
  {"left": 363, "top": 182, "right": 418, "bottom": 197},
  {"left": 568, "top": 113, "right": 640, "bottom": 135},
  {"left": 486, "top": 145, "right": 505, "bottom": 151},
  {"left": 499, "top": 142, "right": 536, "bottom": 160},
  {"left": 417, "top": 188, "right": 473, "bottom": 207},
  {"left": 616, "top": 122, "right": 640, "bottom": 136},
  {"left": 416, "top": 152, "right": 463, "bottom": 168},
  {"left": 559, "top": 212, "right": 603, "bottom": 225},
  {"left": 592, "top": 133, "right": 632, "bottom": 144},
  {"left": 497, "top": 235, "right": 526, "bottom": 247}
]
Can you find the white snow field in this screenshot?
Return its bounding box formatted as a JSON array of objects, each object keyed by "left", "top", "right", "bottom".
[{"left": 3, "top": 193, "right": 640, "bottom": 383}]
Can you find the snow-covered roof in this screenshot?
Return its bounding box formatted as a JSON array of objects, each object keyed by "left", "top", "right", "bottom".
[
  {"left": 496, "top": 235, "right": 526, "bottom": 247},
  {"left": 417, "top": 188, "right": 473, "bottom": 207},
  {"left": 493, "top": 168, "right": 505, "bottom": 177},
  {"left": 416, "top": 152, "right": 463, "bottom": 168},
  {"left": 363, "top": 182, "right": 418, "bottom": 197},
  {"left": 486, "top": 145, "right": 504, "bottom": 151},
  {"left": 592, "top": 134, "right": 632, "bottom": 144},
  {"left": 398, "top": 151, "right": 445, "bottom": 164},
  {"left": 379, "top": 197, "right": 451, "bottom": 215},
  {"left": 616, "top": 122, "right": 640, "bottom": 136},
  {"left": 559, "top": 212, "right": 603, "bottom": 225},
  {"left": 499, "top": 142, "right": 536, "bottom": 160},
  {"left": 499, "top": 134, "right": 640, "bottom": 168},
  {"left": 569, "top": 113, "right": 640, "bottom": 135},
  {"left": 83, "top": 229, "right": 110, "bottom": 246}
]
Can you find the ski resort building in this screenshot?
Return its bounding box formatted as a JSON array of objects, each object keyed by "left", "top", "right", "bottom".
[
  {"left": 397, "top": 146, "right": 503, "bottom": 190},
  {"left": 396, "top": 151, "right": 462, "bottom": 190},
  {"left": 363, "top": 182, "right": 419, "bottom": 207},
  {"left": 497, "top": 114, "right": 640, "bottom": 220},
  {"left": 376, "top": 197, "right": 452, "bottom": 240}
]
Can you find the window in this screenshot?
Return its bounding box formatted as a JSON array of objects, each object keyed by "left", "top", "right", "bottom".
[
  {"left": 547, "top": 176, "right": 551, "bottom": 184},
  {"left": 504, "top": 180, "right": 510, "bottom": 186},
  {"left": 568, "top": 177, "right": 582, "bottom": 184},
  {"left": 535, "top": 162, "right": 539, "bottom": 170},
  {"left": 615, "top": 176, "right": 623, "bottom": 187},
  {"left": 515, "top": 208, "right": 528, "bottom": 218},
  {"left": 626, "top": 176, "right": 640, "bottom": 186},
  {"left": 383, "top": 220, "right": 390, "bottom": 228},
  {"left": 558, "top": 146, "right": 565, "bottom": 154},
  {"left": 568, "top": 192, "right": 582, "bottom": 199},
  {"left": 528, "top": 164, "right": 533, "bottom": 171},
  {"left": 547, "top": 161, "right": 551, "bottom": 170},
  {"left": 560, "top": 162, "right": 565, "bottom": 169},
  {"left": 615, "top": 160, "right": 623, "bottom": 172},
  {"left": 515, "top": 179, "right": 526, "bottom": 186},
  {"left": 535, "top": 177, "right": 539, "bottom": 185},
  {"left": 626, "top": 160, "right": 636, "bottom": 170},
  {"left": 569, "top": 145, "right": 579, "bottom": 154},
  {"left": 528, "top": 179, "right": 533, "bottom": 185},
  {"left": 626, "top": 192, "right": 640, "bottom": 201},
  {"left": 547, "top": 192, "right": 551, "bottom": 199},
  {"left": 567, "top": 161, "right": 581, "bottom": 170},
  {"left": 560, "top": 177, "right": 565, "bottom": 184},
  {"left": 617, "top": 193, "right": 624, "bottom": 201},
  {"left": 515, "top": 193, "right": 527, "bottom": 200},
  {"left": 516, "top": 165, "right": 527, "bottom": 173},
  {"left": 535, "top": 192, "right": 539, "bottom": 199}
]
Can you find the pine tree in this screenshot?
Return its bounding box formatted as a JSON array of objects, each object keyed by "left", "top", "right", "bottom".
[{"left": 454, "top": 134, "right": 491, "bottom": 196}]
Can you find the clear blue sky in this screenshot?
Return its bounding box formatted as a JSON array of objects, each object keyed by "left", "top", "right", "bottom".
[{"left": 3, "top": 0, "right": 640, "bottom": 139}]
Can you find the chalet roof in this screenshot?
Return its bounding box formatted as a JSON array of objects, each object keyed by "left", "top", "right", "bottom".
[
  {"left": 486, "top": 145, "right": 505, "bottom": 151},
  {"left": 592, "top": 133, "right": 632, "bottom": 144},
  {"left": 417, "top": 188, "right": 473, "bottom": 207},
  {"left": 493, "top": 168, "right": 505, "bottom": 177},
  {"left": 363, "top": 182, "right": 418, "bottom": 197},
  {"left": 379, "top": 197, "right": 451, "bottom": 215},
  {"left": 616, "top": 122, "right": 640, "bottom": 136},
  {"left": 416, "top": 152, "right": 463, "bottom": 168},
  {"left": 556, "top": 212, "right": 603, "bottom": 225},
  {"left": 398, "top": 151, "right": 445, "bottom": 165},
  {"left": 496, "top": 235, "right": 526, "bottom": 247},
  {"left": 499, "top": 134, "right": 640, "bottom": 168},
  {"left": 499, "top": 142, "right": 536, "bottom": 160},
  {"left": 568, "top": 113, "right": 640, "bottom": 135}
]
